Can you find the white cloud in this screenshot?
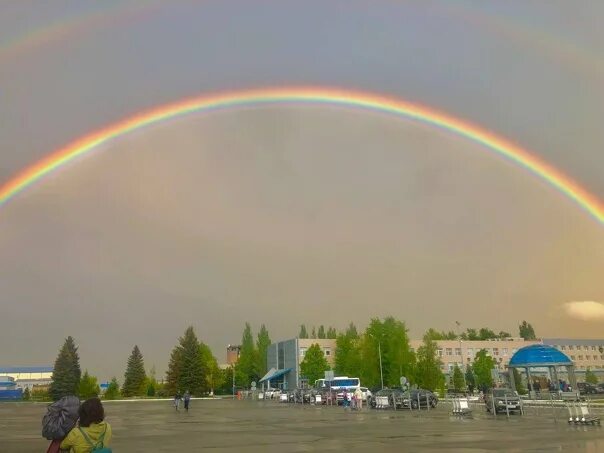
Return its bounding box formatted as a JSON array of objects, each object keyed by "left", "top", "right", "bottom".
[{"left": 564, "top": 301, "right": 604, "bottom": 321}]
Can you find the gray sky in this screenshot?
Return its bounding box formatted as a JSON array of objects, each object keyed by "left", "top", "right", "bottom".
[{"left": 1, "top": 1, "right": 603, "bottom": 381}]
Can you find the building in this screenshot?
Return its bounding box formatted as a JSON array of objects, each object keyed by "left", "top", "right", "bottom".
[
  {"left": 226, "top": 345, "right": 241, "bottom": 365},
  {"left": 0, "top": 375, "right": 22, "bottom": 400},
  {"left": 265, "top": 338, "right": 336, "bottom": 390},
  {"left": 409, "top": 338, "right": 542, "bottom": 374},
  {"left": 0, "top": 366, "right": 53, "bottom": 390},
  {"left": 542, "top": 339, "right": 604, "bottom": 381}
]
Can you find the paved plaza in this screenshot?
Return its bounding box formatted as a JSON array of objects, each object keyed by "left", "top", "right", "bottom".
[{"left": 1, "top": 399, "right": 603, "bottom": 452}]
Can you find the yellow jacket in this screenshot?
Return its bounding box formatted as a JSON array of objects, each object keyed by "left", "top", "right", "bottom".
[{"left": 60, "top": 421, "right": 112, "bottom": 452}]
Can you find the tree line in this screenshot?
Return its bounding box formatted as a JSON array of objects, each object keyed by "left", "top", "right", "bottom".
[{"left": 44, "top": 319, "right": 538, "bottom": 401}]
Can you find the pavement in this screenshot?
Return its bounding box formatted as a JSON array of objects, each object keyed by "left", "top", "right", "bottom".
[{"left": 1, "top": 398, "right": 603, "bottom": 452}]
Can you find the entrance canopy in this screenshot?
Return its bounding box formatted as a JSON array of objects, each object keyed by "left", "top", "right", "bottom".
[{"left": 259, "top": 368, "right": 292, "bottom": 384}]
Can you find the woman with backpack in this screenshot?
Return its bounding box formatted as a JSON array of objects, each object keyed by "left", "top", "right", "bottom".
[{"left": 60, "top": 397, "right": 112, "bottom": 452}]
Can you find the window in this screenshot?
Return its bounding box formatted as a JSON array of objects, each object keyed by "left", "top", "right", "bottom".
[
  {"left": 594, "top": 355, "right": 598, "bottom": 360},
  {"left": 578, "top": 355, "right": 583, "bottom": 360},
  {"left": 437, "top": 349, "right": 443, "bottom": 357},
  {"left": 324, "top": 349, "right": 331, "bottom": 356},
  {"left": 584, "top": 345, "right": 589, "bottom": 351},
  {"left": 569, "top": 345, "right": 574, "bottom": 350},
  {"left": 560, "top": 345, "right": 566, "bottom": 350},
  {"left": 592, "top": 346, "right": 597, "bottom": 351},
  {"left": 503, "top": 348, "right": 508, "bottom": 355},
  {"left": 446, "top": 348, "right": 453, "bottom": 356},
  {"left": 455, "top": 348, "right": 462, "bottom": 356},
  {"left": 299, "top": 348, "right": 307, "bottom": 357},
  {"left": 493, "top": 348, "right": 499, "bottom": 356}
]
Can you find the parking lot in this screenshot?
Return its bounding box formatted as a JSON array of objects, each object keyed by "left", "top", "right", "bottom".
[{"left": 1, "top": 399, "right": 603, "bottom": 452}]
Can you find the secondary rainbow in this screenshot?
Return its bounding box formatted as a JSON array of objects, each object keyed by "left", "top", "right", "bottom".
[{"left": 1, "top": 87, "right": 602, "bottom": 224}]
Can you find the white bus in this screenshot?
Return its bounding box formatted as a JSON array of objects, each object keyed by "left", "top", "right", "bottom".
[{"left": 315, "top": 376, "right": 360, "bottom": 391}]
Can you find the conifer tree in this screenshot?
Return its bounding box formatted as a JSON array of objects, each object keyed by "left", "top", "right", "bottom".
[
  {"left": 49, "top": 336, "right": 81, "bottom": 401},
  {"left": 122, "top": 345, "right": 147, "bottom": 397},
  {"left": 78, "top": 370, "right": 100, "bottom": 399},
  {"left": 255, "top": 324, "right": 272, "bottom": 377},
  {"left": 179, "top": 327, "right": 205, "bottom": 395},
  {"left": 165, "top": 345, "right": 183, "bottom": 395},
  {"left": 104, "top": 377, "right": 121, "bottom": 400}
]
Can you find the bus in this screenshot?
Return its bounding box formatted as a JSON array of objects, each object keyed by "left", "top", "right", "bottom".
[{"left": 315, "top": 376, "right": 360, "bottom": 391}]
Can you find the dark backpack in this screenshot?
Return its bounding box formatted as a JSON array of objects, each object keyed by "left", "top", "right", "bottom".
[{"left": 78, "top": 426, "right": 112, "bottom": 453}]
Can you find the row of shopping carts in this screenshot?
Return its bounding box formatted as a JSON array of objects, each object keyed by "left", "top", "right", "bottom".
[{"left": 566, "top": 402, "right": 601, "bottom": 425}]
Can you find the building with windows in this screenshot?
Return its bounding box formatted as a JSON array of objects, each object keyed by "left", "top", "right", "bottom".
[
  {"left": 0, "top": 366, "right": 53, "bottom": 390},
  {"left": 226, "top": 345, "right": 241, "bottom": 365},
  {"left": 265, "top": 338, "right": 336, "bottom": 390},
  {"left": 542, "top": 339, "right": 604, "bottom": 381},
  {"left": 409, "top": 338, "right": 542, "bottom": 374}
]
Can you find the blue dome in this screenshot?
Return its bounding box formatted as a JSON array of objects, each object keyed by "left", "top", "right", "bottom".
[{"left": 509, "top": 344, "right": 572, "bottom": 366}]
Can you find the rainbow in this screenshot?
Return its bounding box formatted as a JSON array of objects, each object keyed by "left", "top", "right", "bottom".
[{"left": 1, "top": 87, "right": 602, "bottom": 224}]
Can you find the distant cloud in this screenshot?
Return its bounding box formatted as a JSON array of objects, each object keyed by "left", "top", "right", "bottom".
[{"left": 564, "top": 301, "right": 604, "bottom": 321}]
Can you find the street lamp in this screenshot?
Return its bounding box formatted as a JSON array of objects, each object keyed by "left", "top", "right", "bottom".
[
  {"left": 455, "top": 321, "right": 467, "bottom": 390},
  {"left": 369, "top": 333, "right": 384, "bottom": 390}
]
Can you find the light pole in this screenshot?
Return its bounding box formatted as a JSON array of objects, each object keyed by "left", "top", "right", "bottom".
[
  {"left": 455, "top": 321, "right": 467, "bottom": 390},
  {"left": 369, "top": 333, "right": 384, "bottom": 389}
]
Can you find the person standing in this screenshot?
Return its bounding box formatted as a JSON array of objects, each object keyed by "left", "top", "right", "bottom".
[
  {"left": 354, "top": 387, "right": 363, "bottom": 410},
  {"left": 174, "top": 392, "right": 181, "bottom": 411},
  {"left": 183, "top": 390, "right": 191, "bottom": 412},
  {"left": 60, "top": 397, "right": 112, "bottom": 452}
]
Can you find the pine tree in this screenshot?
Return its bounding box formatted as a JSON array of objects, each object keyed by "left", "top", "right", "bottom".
[
  {"left": 49, "top": 336, "right": 82, "bottom": 401},
  {"left": 78, "top": 370, "right": 100, "bottom": 399},
  {"left": 255, "top": 324, "right": 272, "bottom": 377},
  {"left": 465, "top": 365, "right": 476, "bottom": 393},
  {"left": 179, "top": 326, "right": 205, "bottom": 395},
  {"left": 317, "top": 325, "right": 326, "bottom": 339},
  {"left": 165, "top": 345, "right": 183, "bottom": 395},
  {"left": 104, "top": 377, "right": 121, "bottom": 400},
  {"left": 311, "top": 326, "right": 317, "bottom": 339},
  {"left": 326, "top": 327, "right": 337, "bottom": 339},
  {"left": 122, "top": 345, "right": 147, "bottom": 397},
  {"left": 519, "top": 321, "right": 536, "bottom": 340}
]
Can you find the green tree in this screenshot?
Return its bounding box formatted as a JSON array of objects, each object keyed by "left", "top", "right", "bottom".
[
  {"left": 300, "top": 343, "right": 330, "bottom": 384},
  {"left": 473, "top": 349, "right": 497, "bottom": 390},
  {"left": 78, "top": 370, "right": 100, "bottom": 399},
  {"left": 236, "top": 323, "right": 258, "bottom": 388},
  {"left": 478, "top": 328, "right": 497, "bottom": 340},
  {"left": 452, "top": 364, "right": 465, "bottom": 392},
  {"left": 165, "top": 345, "right": 183, "bottom": 395},
  {"left": 415, "top": 335, "right": 444, "bottom": 391},
  {"left": 585, "top": 368, "right": 599, "bottom": 385},
  {"left": 519, "top": 321, "right": 536, "bottom": 340},
  {"left": 122, "top": 345, "right": 147, "bottom": 397},
  {"left": 255, "top": 324, "right": 272, "bottom": 377},
  {"left": 49, "top": 336, "right": 82, "bottom": 401},
  {"left": 335, "top": 326, "right": 362, "bottom": 377},
  {"left": 200, "top": 342, "right": 222, "bottom": 394},
  {"left": 299, "top": 325, "right": 309, "bottom": 339},
  {"left": 498, "top": 331, "right": 511, "bottom": 339},
  {"left": 512, "top": 368, "right": 526, "bottom": 395},
  {"left": 317, "top": 325, "right": 326, "bottom": 339},
  {"left": 424, "top": 328, "right": 457, "bottom": 341},
  {"left": 326, "top": 327, "right": 337, "bottom": 339},
  {"left": 465, "top": 365, "right": 476, "bottom": 393},
  {"left": 104, "top": 377, "right": 121, "bottom": 400},
  {"left": 179, "top": 326, "right": 205, "bottom": 395},
  {"left": 311, "top": 326, "right": 317, "bottom": 339}
]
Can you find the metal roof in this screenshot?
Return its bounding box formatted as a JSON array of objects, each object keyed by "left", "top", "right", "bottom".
[
  {"left": 0, "top": 366, "right": 53, "bottom": 373},
  {"left": 509, "top": 344, "right": 572, "bottom": 367},
  {"left": 259, "top": 368, "right": 292, "bottom": 383}
]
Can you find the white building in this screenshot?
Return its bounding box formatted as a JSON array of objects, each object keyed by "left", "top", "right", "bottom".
[{"left": 0, "top": 366, "right": 53, "bottom": 389}]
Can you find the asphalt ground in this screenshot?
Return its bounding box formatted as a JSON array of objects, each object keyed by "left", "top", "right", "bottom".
[{"left": 1, "top": 399, "right": 603, "bottom": 452}]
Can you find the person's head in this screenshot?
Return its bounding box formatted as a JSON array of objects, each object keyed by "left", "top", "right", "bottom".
[{"left": 78, "top": 397, "right": 105, "bottom": 427}]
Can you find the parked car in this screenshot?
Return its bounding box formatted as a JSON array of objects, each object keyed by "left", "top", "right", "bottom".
[
  {"left": 371, "top": 388, "right": 406, "bottom": 409},
  {"left": 401, "top": 389, "right": 438, "bottom": 409},
  {"left": 360, "top": 387, "right": 373, "bottom": 403},
  {"left": 577, "top": 382, "right": 598, "bottom": 395},
  {"left": 597, "top": 383, "right": 604, "bottom": 394},
  {"left": 484, "top": 388, "right": 522, "bottom": 414}
]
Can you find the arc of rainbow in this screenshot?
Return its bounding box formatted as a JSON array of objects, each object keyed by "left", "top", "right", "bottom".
[{"left": 0, "top": 87, "right": 602, "bottom": 224}]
